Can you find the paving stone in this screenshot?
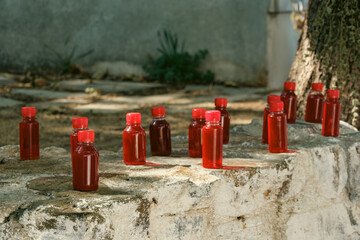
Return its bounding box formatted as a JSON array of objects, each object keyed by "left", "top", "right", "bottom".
[
  {"left": 59, "top": 79, "right": 166, "bottom": 93},
  {"left": 0, "top": 75, "right": 15, "bottom": 85},
  {"left": 0, "top": 97, "right": 23, "bottom": 107},
  {"left": 11, "top": 88, "right": 86, "bottom": 100},
  {"left": 74, "top": 93, "right": 184, "bottom": 113}
]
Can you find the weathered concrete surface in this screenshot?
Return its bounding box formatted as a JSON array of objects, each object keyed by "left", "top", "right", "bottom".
[
  {"left": 0, "top": 0, "right": 268, "bottom": 84},
  {"left": 0, "top": 120, "right": 359, "bottom": 239}
]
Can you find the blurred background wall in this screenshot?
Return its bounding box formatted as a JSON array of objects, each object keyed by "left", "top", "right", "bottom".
[{"left": 0, "top": 0, "right": 299, "bottom": 88}]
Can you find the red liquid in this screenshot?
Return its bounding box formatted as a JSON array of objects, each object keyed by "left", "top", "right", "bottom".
[
  {"left": 267, "top": 111, "right": 288, "bottom": 153},
  {"left": 123, "top": 124, "right": 146, "bottom": 165},
  {"left": 262, "top": 106, "right": 271, "bottom": 143},
  {"left": 215, "top": 106, "right": 230, "bottom": 144},
  {"left": 149, "top": 118, "right": 171, "bottom": 156},
  {"left": 281, "top": 90, "right": 297, "bottom": 124},
  {"left": 202, "top": 122, "right": 223, "bottom": 168},
  {"left": 19, "top": 117, "right": 39, "bottom": 160},
  {"left": 188, "top": 118, "right": 206, "bottom": 158},
  {"left": 70, "top": 128, "right": 88, "bottom": 169},
  {"left": 305, "top": 93, "right": 324, "bottom": 123},
  {"left": 73, "top": 142, "right": 99, "bottom": 191},
  {"left": 322, "top": 99, "right": 341, "bottom": 137}
]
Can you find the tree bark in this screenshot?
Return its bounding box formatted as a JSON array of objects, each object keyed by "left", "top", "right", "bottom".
[{"left": 288, "top": 0, "right": 360, "bottom": 129}]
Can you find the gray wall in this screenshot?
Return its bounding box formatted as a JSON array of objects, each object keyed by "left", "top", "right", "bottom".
[{"left": 0, "top": 0, "right": 268, "bottom": 84}]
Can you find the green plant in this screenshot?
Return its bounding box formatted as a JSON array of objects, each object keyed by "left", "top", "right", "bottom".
[
  {"left": 143, "top": 30, "right": 214, "bottom": 84},
  {"left": 44, "top": 37, "right": 94, "bottom": 74}
]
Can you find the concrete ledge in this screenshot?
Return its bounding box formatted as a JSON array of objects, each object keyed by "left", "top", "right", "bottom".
[{"left": 0, "top": 120, "right": 359, "bottom": 239}]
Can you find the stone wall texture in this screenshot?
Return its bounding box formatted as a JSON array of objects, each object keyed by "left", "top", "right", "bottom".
[
  {"left": 0, "top": 0, "right": 268, "bottom": 84},
  {"left": 0, "top": 119, "right": 359, "bottom": 239}
]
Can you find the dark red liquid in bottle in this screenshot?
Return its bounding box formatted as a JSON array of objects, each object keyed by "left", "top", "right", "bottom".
[
  {"left": 70, "top": 117, "right": 88, "bottom": 169},
  {"left": 281, "top": 82, "right": 297, "bottom": 124},
  {"left": 215, "top": 98, "right": 230, "bottom": 144},
  {"left": 149, "top": 107, "right": 171, "bottom": 156},
  {"left": 202, "top": 110, "right": 223, "bottom": 168},
  {"left": 322, "top": 90, "right": 341, "bottom": 137},
  {"left": 267, "top": 101, "right": 288, "bottom": 153},
  {"left": 123, "top": 113, "right": 146, "bottom": 165},
  {"left": 188, "top": 108, "right": 206, "bottom": 158},
  {"left": 73, "top": 131, "right": 99, "bottom": 191},
  {"left": 19, "top": 107, "right": 39, "bottom": 160},
  {"left": 262, "top": 95, "right": 281, "bottom": 144},
  {"left": 305, "top": 83, "right": 324, "bottom": 123}
]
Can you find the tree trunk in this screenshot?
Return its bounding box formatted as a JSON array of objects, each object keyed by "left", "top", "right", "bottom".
[{"left": 288, "top": 0, "right": 360, "bottom": 129}]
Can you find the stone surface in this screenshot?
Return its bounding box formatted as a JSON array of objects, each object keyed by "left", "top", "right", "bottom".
[
  {"left": 11, "top": 88, "right": 86, "bottom": 100},
  {"left": 0, "top": 97, "right": 23, "bottom": 108},
  {"left": 58, "top": 79, "right": 166, "bottom": 94},
  {"left": 0, "top": 75, "right": 15, "bottom": 85},
  {"left": 0, "top": 120, "right": 359, "bottom": 239},
  {"left": 74, "top": 93, "right": 184, "bottom": 113}
]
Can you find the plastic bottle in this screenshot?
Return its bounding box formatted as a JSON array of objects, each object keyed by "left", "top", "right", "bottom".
[
  {"left": 19, "top": 107, "right": 39, "bottom": 160},
  {"left": 322, "top": 90, "right": 341, "bottom": 137},
  {"left": 149, "top": 106, "right": 171, "bottom": 156},
  {"left": 267, "top": 101, "right": 288, "bottom": 153},
  {"left": 73, "top": 130, "right": 99, "bottom": 191},
  {"left": 215, "top": 98, "right": 230, "bottom": 144},
  {"left": 70, "top": 117, "right": 88, "bottom": 167},
  {"left": 188, "top": 108, "right": 206, "bottom": 158},
  {"left": 202, "top": 110, "right": 223, "bottom": 169},
  {"left": 123, "top": 113, "right": 146, "bottom": 165},
  {"left": 305, "top": 83, "right": 324, "bottom": 123},
  {"left": 262, "top": 95, "right": 281, "bottom": 144},
  {"left": 281, "top": 81, "right": 297, "bottom": 124}
]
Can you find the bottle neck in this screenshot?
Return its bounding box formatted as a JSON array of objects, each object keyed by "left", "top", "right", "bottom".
[
  {"left": 327, "top": 98, "right": 339, "bottom": 103},
  {"left": 285, "top": 89, "right": 295, "bottom": 93},
  {"left": 78, "top": 142, "right": 94, "bottom": 146},
  {"left": 193, "top": 118, "right": 206, "bottom": 122},
  {"left": 206, "top": 121, "right": 220, "bottom": 126},
  {"left": 215, "top": 106, "right": 227, "bottom": 110},
  {"left": 127, "top": 123, "right": 141, "bottom": 126},
  {"left": 22, "top": 116, "right": 36, "bottom": 121},
  {"left": 153, "top": 116, "right": 166, "bottom": 120},
  {"left": 271, "top": 110, "right": 283, "bottom": 114}
]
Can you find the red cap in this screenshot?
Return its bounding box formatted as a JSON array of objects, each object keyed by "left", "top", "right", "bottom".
[
  {"left": 78, "top": 130, "right": 95, "bottom": 142},
  {"left": 126, "top": 113, "right": 141, "bottom": 124},
  {"left": 205, "top": 110, "right": 221, "bottom": 122},
  {"left": 267, "top": 95, "right": 281, "bottom": 104},
  {"left": 215, "top": 98, "right": 228, "bottom": 107},
  {"left": 192, "top": 108, "right": 206, "bottom": 119},
  {"left": 284, "top": 81, "right": 296, "bottom": 91},
  {"left": 270, "top": 101, "right": 284, "bottom": 112},
  {"left": 151, "top": 106, "right": 165, "bottom": 117},
  {"left": 312, "top": 83, "right": 324, "bottom": 91},
  {"left": 22, "top": 107, "right": 36, "bottom": 117},
  {"left": 72, "top": 117, "right": 88, "bottom": 129},
  {"left": 327, "top": 89, "right": 340, "bottom": 99}
]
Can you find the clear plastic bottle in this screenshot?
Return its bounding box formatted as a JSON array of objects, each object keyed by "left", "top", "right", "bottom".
[
  {"left": 202, "top": 110, "right": 223, "bottom": 169},
  {"left": 267, "top": 101, "right": 288, "bottom": 153},
  {"left": 215, "top": 98, "right": 230, "bottom": 144},
  {"left": 322, "top": 90, "right": 341, "bottom": 137},
  {"left": 123, "top": 113, "right": 146, "bottom": 165},
  {"left": 73, "top": 130, "right": 99, "bottom": 191},
  {"left": 149, "top": 106, "right": 171, "bottom": 156},
  {"left": 188, "top": 108, "right": 206, "bottom": 158},
  {"left": 262, "top": 95, "right": 281, "bottom": 144},
  {"left": 70, "top": 117, "right": 88, "bottom": 168},
  {"left": 19, "top": 107, "right": 39, "bottom": 160},
  {"left": 281, "top": 81, "right": 297, "bottom": 124},
  {"left": 305, "top": 83, "right": 324, "bottom": 123}
]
